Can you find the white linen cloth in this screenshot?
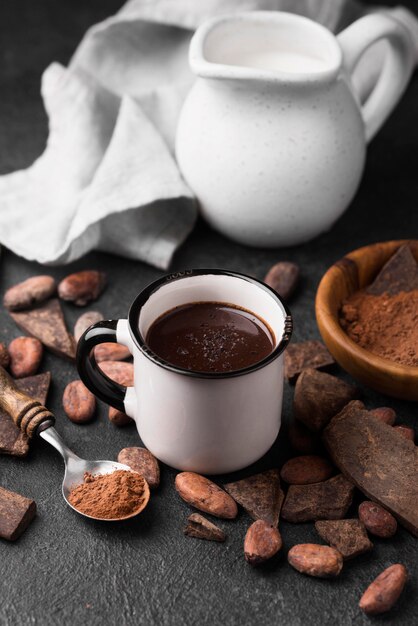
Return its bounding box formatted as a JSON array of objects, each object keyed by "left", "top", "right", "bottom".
[{"left": 0, "top": 0, "right": 417, "bottom": 269}]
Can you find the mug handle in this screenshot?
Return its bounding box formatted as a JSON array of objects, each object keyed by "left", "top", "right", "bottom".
[
  {"left": 76, "top": 320, "right": 133, "bottom": 414},
  {"left": 337, "top": 13, "right": 414, "bottom": 142}
]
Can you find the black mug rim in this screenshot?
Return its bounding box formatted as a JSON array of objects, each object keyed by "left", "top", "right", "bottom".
[{"left": 127, "top": 269, "right": 293, "bottom": 379}]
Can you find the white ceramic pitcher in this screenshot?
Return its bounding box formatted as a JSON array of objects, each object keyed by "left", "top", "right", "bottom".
[{"left": 176, "top": 12, "right": 414, "bottom": 247}]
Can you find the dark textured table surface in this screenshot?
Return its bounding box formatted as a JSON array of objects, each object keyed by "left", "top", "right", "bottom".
[{"left": 0, "top": 1, "right": 417, "bottom": 625}]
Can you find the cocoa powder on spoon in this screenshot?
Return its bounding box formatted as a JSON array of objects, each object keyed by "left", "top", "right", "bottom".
[{"left": 68, "top": 470, "right": 147, "bottom": 520}]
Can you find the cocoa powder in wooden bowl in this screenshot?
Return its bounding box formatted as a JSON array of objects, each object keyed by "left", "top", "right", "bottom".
[{"left": 315, "top": 240, "right": 418, "bottom": 401}]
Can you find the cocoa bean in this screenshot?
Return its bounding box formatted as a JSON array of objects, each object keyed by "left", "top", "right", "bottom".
[
  {"left": 359, "top": 564, "right": 407, "bottom": 615},
  {"left": 175, "top": 472, "right": 237, "bottom": 519},
  {"left": 99, "top": 361, "right": 134, "bottom": 386},
  {"left": 8, "top": 337, "right": 43, "bottom": 378},
  {"left": 280, "top": 455, "right": 334, "bottom": 485},
  {"left": 370, "top": 407, "right": 396, "bottom": 425},
  {"left": 95, "top": 343, "right": 131, "bottom": 362},
  {"left": 0, "top": 342, "right": 10, "bottom": 369},
  {"left": 288, "top": 419, "right": 320, "bottom": 454},
  {"left": 63, "top": 380, "right": 96, "bottom": 423},
  {"left": 118, "top": 447, "right": 160, "bottom": 489},
  {"left": 108, "top": 407, "right": 133, "bottom": 427},
  {"left": 393, "top": 424, "right": 415, "bottom": 441},
  {"left": 263, "top": 262, "right": 299, "bottom": 300},
  {"left": 293, "top": 369, "right": 360, "bottom": 432},
  {"left": 58, "top": 271, "right": 106, "bottom": 306},
  {"left": 358, "top": 501, "right": 397, "bottom": 538},
  {"left": 184, "top": 513, "right": 226, "bottom": 542},
  {"left": 74, "top": 311, "right": 103, "bottom": 342},
  {"left": 244, "top": 520, "right": 282, "bottom": 566},
  {"left": 287, "top": 543, "right": 343, "bottom": 578},
  {"left": 3, "top": 275, "right": 56, "bottom": 311}
]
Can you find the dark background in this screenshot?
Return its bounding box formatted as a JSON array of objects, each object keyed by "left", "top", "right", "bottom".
[{"left": 0, "top": 1, "right": 417, "bottom": 624}]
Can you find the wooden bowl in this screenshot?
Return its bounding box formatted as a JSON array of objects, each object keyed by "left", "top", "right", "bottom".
[{"left": 315, "top": 240, "right": 418, "bottom": 401}]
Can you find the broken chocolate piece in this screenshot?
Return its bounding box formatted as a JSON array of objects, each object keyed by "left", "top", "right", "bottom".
[
  {"left": 0, "top": 485, "right": 36, "bottom": 540},
  {"left": 10, "top": 299, "right": 76, "bottom": 361},
  {"left": 315, "top": 519, "right": 373, "bottom": 560},
  {"left": 224, "top": 469, "right": 284, "bottom": 526},
  {"left": 367, "top": 243, "right": 418, "bottom": 296},
  {"left": 281, "top": 474, "right": 354, "bottom": 523},
  {"left": 285, "top": 340, "right": 335, "bottom": 383},
  {"left": 293, "top": 369, "right": 360, "bottom": 432},
  {"left": 0, "top": 373, "right": 51, "bottom": 457},
  {"left": 323, "top": 401, "right": 418, "bottom": 536},
  {"left": 184, "top": 513, "right": 226, "bottom": 542}
]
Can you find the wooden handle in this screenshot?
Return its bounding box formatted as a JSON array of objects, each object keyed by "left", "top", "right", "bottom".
[{"left": 0, "top": 366, "right": 55, "bottom": 437}]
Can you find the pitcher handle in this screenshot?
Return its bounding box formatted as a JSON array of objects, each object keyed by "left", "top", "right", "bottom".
[{"left": 338, "top": 13, "right": 414, "bottom": 142}]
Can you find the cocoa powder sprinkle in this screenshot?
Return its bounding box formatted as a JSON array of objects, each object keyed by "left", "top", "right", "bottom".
[
  {"left": 340, "top": 289, "right": 418, "bottom": 367},
  {"left": 68, "top": 470, "right": 146, "bottom": 519}
]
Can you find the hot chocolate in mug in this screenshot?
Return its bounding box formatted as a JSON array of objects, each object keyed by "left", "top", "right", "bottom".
[
  {"left": 77, "top": 270, "right": 292, "bottom": 474},
  {"left": 176, "top": 11, "right": 415, "bottom": 247}
]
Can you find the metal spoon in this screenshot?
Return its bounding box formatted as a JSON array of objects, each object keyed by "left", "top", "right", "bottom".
[{"left": 0, "top": 366, "right": 150, "bottom": 521}]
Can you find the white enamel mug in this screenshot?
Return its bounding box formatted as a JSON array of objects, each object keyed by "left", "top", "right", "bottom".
[{"left": 77, "top": 270, "right": 293, "bottom": 474}]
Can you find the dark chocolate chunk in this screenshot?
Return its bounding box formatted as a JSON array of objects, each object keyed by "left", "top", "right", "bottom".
[
  {"left": 367, "top": 243, "right": 418, "bottom": 296},
  {"left": 0, "top": 373, "right": 51, "bottom": 457},
  {"left": 10, "top": 299, "right": 76, "bottom": 361},
  {"left": 281, "top": 474, "right": 354, "bottom": 523},
  {"left": 315, "top": 519, "right": 373, "bottom": 560},
  {"left": 224, "top": 469, "right": 284, "bottom": 527},
  {"left": 285, "top": 340, "right": 335, "bottom": 383},
  {"left": 293, "top": 369, "right": 360, "bottom": 432},
  {"left": 323, "top": 401, "right": 418, "bottom": 536},
  {"left": 184, "top": 513, "right": 226, "bottom": 542},
  {"left": 0, "top": 485, "right": 36, "bottom": 541}
]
